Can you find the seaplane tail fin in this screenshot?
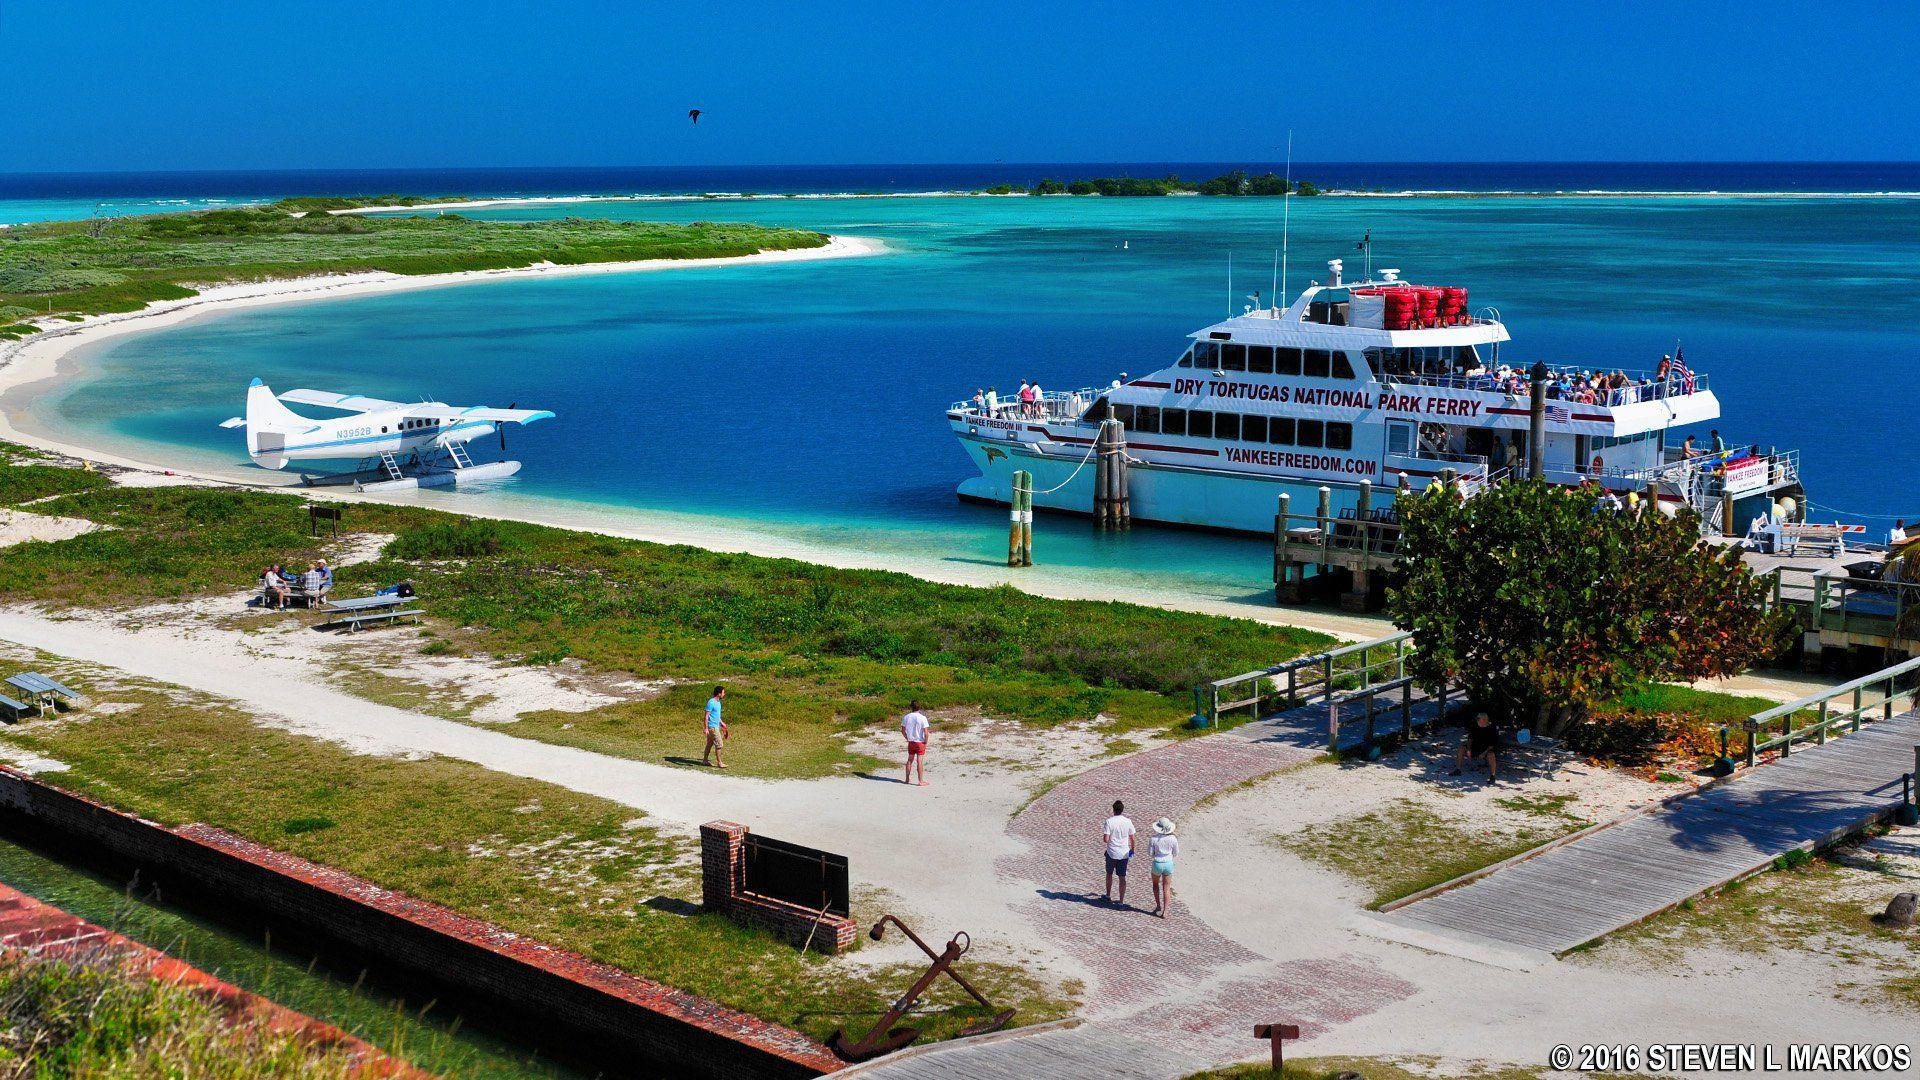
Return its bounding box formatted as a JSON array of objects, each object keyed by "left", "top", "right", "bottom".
[{"left": 245, "top": 378, "right": 308, "bottom": 470}]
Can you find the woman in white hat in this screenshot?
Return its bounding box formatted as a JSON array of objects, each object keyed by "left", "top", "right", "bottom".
[{"left": 1148, "top": 817, "right": 1179, "bottom": 918}]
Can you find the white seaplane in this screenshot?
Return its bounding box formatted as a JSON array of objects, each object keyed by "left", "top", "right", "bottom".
[{"left": 221, "top": 378, "right": 555, "bottom": 491}]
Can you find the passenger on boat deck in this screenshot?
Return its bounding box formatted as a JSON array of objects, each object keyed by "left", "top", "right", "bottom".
[
  {"left": 972, "top": 388, "right": 985, "bottom": 411},
  {"left": 1018, "top": 380, "right": 1034, "bottom": 417},
  {"left": 1682, "top": 434, "right": 1700, "bottom": 458},
  {"left": 1030, "top": 381, "right": 1044, "bottom": 416},
  {"left": 985, "top": 386, "right": 998, "bottom": 414},
  {"left": 1711, "top": 429, "right": 1725, "bottom": 454}
]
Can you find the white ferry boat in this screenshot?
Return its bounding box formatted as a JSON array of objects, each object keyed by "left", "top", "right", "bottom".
[{"left": 950, "top": 260, "right": 1804, "bottom": 535}]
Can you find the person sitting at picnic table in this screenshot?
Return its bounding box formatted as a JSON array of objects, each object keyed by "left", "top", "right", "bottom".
[
  {"left": 301, "top": 562, "right": 328, "bottom": 605},
  {"left": 262, "top": 565, "right": 291, "bottom": 609},
  {"left": 316, "top": 559, "right": 333, "bottom": 591},
  {"left": 1451, "top": 712, "right": 1501, "bottom": 785}
]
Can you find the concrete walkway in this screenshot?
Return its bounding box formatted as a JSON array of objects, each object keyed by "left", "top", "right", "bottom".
[{"left": 1375, "top": 710, "right": 1920, "bottom": 962}]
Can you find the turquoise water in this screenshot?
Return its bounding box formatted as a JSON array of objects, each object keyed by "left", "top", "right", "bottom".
[
  {"left": 0, "top": 834, "right": 574, "bottom": 1077},
  {"left": 0, "top": 196, "right": 254, "bottom": 225},
  {"left": 34, "top": 194, "right": 1920, "bottom": 598}
]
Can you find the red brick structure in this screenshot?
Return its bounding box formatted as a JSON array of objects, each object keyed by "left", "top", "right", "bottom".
[
  {"left": 0, "top": 882, "right": 424, "bottom": 1078},
  {"left": 0, "top": 768, "right": 845, "bottom": 1080},
  {"left": 701, "top": 821, "right": 859, "bottom": 954}
]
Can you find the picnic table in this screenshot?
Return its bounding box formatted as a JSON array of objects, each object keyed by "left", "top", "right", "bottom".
[
  {"left": 4, "top": 672, "right": 82, "bottom": 715},
  {"left": 316, "top": 593, "right": 422, "bottom": 632}
]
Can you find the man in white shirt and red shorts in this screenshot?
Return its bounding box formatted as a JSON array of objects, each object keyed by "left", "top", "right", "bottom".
[{"left": 901, "top": 701, "right": 930, "bottom": 786}]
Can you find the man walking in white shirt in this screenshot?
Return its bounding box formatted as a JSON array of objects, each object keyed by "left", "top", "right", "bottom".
[
  {"left": 1102, "top": 800, "right": 1136, "bottom": 906},
  {"left": 901, "top": 701, "right": 930, "bottom": 787}
]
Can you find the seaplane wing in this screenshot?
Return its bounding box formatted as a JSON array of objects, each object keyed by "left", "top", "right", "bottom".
[
  {"left": 277, "top": 388, "right": 409, "bottom": 413},
  {"left": 403, "top": 404, "right": 558, "bottom": 425}
]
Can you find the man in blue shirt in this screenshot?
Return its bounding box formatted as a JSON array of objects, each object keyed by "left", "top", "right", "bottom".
[{"left": 703, "top": 686, "right": 729, "bottom": 769}]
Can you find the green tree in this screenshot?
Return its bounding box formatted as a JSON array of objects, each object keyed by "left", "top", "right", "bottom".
[{"left": 1386, "top": 479, "right": 1787, "bottom": 736}]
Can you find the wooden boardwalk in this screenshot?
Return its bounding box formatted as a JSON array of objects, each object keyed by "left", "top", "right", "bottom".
[{"left": 1377, "top": 709, "right": 1920, "bottom": 959}]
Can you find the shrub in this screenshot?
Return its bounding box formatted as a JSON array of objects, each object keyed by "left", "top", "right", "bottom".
[{"left": 384, "top": 519, "right": 512, "bottom": 560}]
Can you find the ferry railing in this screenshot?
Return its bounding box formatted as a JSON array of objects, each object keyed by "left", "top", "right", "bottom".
[
  {"left": 1373, "top": 366, "right": 1707, "bottom": 403},
  {"left": 1194, "top": 631, "right": 1414, "bottom": 731},
  {"left": 949, "top": 387, "right": 1102, "bottom": 422},
  {"left": 1728, "top": 655, "right": 1920, "bottom": 768}
]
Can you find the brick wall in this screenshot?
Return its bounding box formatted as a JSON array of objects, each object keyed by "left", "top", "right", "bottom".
[
  {"left": 0, "top": 768, "right": 845, "bottom": 1080},
  {"left": 701, "top": 821, "right": 859, "bottom": 954},
  {"left": 0, "top": 882, "right": 425, "bottom": 1078}
]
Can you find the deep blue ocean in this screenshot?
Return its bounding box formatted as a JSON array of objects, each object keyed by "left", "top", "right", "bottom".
[{"left": 8, "top": 166, "right": 1919, "bottom": 605}]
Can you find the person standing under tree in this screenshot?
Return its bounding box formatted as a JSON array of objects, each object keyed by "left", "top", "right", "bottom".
[
  {"left": 901, "top": 701, "right": 930, "bottom": 786},
  {"left": 1102, "top": 800, "right": 1136, "bottom": 906},
  {"left": 702, "top": 686, "right": 729, "bottom": 769}
]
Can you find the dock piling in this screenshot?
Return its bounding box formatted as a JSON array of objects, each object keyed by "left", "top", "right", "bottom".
[
  {"left": 1007, "top": 470, "right": 1034, "bottom": 567},
  {"left": 1093, "top": 420, "right": 1130, "bottom": 530}
]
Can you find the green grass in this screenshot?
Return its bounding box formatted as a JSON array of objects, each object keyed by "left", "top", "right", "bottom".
[
  {"left": 0, "top": 671, "right": 1076, "bottom": 1045},
  {"left": 1273, "top": 796, "right": 1586, "bottom": 908},
  {"left": 0, "top": 953, "right": 367, "bottom": 1078},
  {"left": 0, "top": 201, "right": 828, "bottom": 327},
  {"left": 0, "top": 463, "right": 1332, "bottom": 777}
]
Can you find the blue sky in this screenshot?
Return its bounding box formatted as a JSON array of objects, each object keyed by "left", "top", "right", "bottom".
[{"left": 4, "top": 0, "right": 1916, "bottom": 170}]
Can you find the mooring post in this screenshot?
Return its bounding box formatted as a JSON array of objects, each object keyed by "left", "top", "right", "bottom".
[
  {"left": 1113, "top": 421, "right": 1130, "bottom": 530},
  {"left": 1007, "top": 470, "right": 1023, "bottom": 567},
  {"left": 1274, "top": 493, "right": 1291, "bottom": 597},
  {"left": 1721, "top": 488, "right": 1735, "bottom": 538},
  {"left": 1527, "top": 360, "right": 1549, "bottom": 480},
  {"left": 1093, "top": 423, "right": 1110, "bottom": 529},
  {"left": 1316, "top": 485, "right": 1332, "bottom": 567},
  {"left": 1019, "top": 471, "right": 1033, "bottom": 566},
  {"left": 1343, "top": 480, "right": 1374, "bottom": 612}
]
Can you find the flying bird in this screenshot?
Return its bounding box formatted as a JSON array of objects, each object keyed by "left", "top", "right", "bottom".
[{"left": 688, "top": 108, "right": 701, "bottom": 124}]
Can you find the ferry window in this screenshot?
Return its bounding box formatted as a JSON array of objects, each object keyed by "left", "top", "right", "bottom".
[
  {"left": 1162, "top": 408, "right": 1188, "bottom": 436},
  {"left": 1188, "top": 410, "right": 1213, "bottom": 438},
  {"left": 1267, "top": 417, "right": 1295, "bottom": 445},
  {"left": 1332, "top": 353, "right": 1355, "bottom": 379},
  {"left": 1246, "top": 345, "right": 1273, "bottom": 373},
  {"left": 1214, "top": 413, "right": 1240, "bottom": 440},
  {"left": 1241, "top": 415, "right": 1266, "bottom": 442},
  {"left": 1177, "top": 347, "right": 1194, "bottom": 368},
  {"left": 1191, "top": 341, "right": 1219, "bottom": 370},
  {"left": 1327, "top": 423, "right": 1353, "bottom": 450},
  {"left": 1221, "top": 344, "right": 1246, "bottom": 371},
  {"left": 1134, "top": 406, "right": 1160, "bottom": 433},
  {"left": 1387, "top": 422, "right": 1414, "bottom": 455},
  {"left": 1112, "top": 404, "right": 1135, "bottom": 427},
  {"left": 1297, "top": 419, "right": 1325, "bottom": 448},
  {"left": 1304, "top": 350, "right": 1332, "bottom": 379},
  {"left": 1458, "top": 345, "right": 1480, "bottom": 370},
  {"left": 1275, "top": 347, "right": 1302, "bottom": 376},
  {"left": 1362, "top": 349, "right": 1384, "bottom": 376}
]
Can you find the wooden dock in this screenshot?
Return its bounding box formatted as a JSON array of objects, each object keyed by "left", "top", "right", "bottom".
[{"left": 1375, "top": 708, "right": 1920, "bottom": 960}]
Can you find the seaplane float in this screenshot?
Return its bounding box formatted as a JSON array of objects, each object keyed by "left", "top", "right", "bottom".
[{"left": 222, "top": 379, "right": 555, "bottom": 492}]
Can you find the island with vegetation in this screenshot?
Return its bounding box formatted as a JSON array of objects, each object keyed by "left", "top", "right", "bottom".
[
  {"left": 0, "top": 198, "right": 830, "bottom": 339},
  {"left": 980, "top": 169, "right": 1321, "bottom": 197}
]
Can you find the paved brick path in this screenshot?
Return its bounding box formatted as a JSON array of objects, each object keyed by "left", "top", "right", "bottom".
[{"left": 994, "top": 700, "right": 1438, "bottom": 1067}]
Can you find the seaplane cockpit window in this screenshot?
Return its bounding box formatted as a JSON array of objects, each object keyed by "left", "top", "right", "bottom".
[
  {"left": 1296, "top": 419, "right": 1325, "bottom": 448},
  {"left": 1221, "top": 344, "right": 1246, "bottom": 371},
  {"left": 1162, "top": 408, "right": 1188, "bottom": 437},
  {"left": 1247, "top": 345, "right": 1274, "bottom": 374},
  {"left": 1327, "top": 422, "right": 1353, "bottom": 450},
  {"left": 1275, "top": 348, "right": 1303, "bottom": 376},
  {"left": 1303, "top": 350, "right": 1332, "bottom": 379},
  {"left": 1188, "top": 411, "right": 1214, "bottom": 438},
  {"left": 1214, "top": 413, "right": 1241, "bottom": 440},
  {"left": 1133, "top": 406, "right": 1161, "bottom": 434}
]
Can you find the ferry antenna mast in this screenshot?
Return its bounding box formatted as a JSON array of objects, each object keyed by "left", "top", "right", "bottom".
[{"left": 1281, "top": 130, "right": 1292, "bottom": 308}]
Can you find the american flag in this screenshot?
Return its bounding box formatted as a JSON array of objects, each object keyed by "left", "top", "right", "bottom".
[
  {"left": 1673, "top": 346, "right": 1696, "bottom": 394},
  {"left": 1545, "top": 404, "right": 1570, "bottom": 422}
]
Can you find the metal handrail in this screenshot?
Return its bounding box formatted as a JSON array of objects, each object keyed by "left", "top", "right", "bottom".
[{"left": 1731, "top": 654, "right": 1920, "bottom": 767}]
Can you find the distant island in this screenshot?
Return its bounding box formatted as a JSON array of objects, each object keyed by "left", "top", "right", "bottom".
[
  {"left": 0, "top": 198, "right": 831, "bottom": 339},
  {"left": 979, "top": 170, "right": 1322, "bottom": 197}
]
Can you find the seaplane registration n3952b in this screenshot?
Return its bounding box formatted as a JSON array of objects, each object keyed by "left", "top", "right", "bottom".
[{"left": 221, "top": 379, "right": 555, "bottom": 491}]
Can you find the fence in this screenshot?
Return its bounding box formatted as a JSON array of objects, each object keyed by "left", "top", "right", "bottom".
[
  {"left": 1731, "top": 655, "right": 1920, "bottom": 768},
  {"left": 1194, "top": 632, "right": 1413, "bottom": 729},
  {"left": 1326, "top": 675, "right": 1455, "bottom": 756}
]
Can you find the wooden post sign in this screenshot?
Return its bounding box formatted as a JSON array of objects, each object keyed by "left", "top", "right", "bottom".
[
  {"left": 308, "top": 504, "right": 342, "bottom": 538},
  {"left": 1253, "top": 1023, "right": 1300, "bottom": 1075}
]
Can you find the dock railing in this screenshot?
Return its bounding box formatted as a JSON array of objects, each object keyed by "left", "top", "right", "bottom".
[
  {"left": 1327, "top": 675, "right": 1455, "bottom": 757},
  {"left": 1194, "top": 631, "right": 1413, "bottom": 729},
  {"left": 1730, "top": 655, "right": 1920, "bottom": 768}
]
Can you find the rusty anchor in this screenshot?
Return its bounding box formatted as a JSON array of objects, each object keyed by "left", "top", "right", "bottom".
[{"left": 827, "top": 915, "right": 1017, "bottom": 1061}]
